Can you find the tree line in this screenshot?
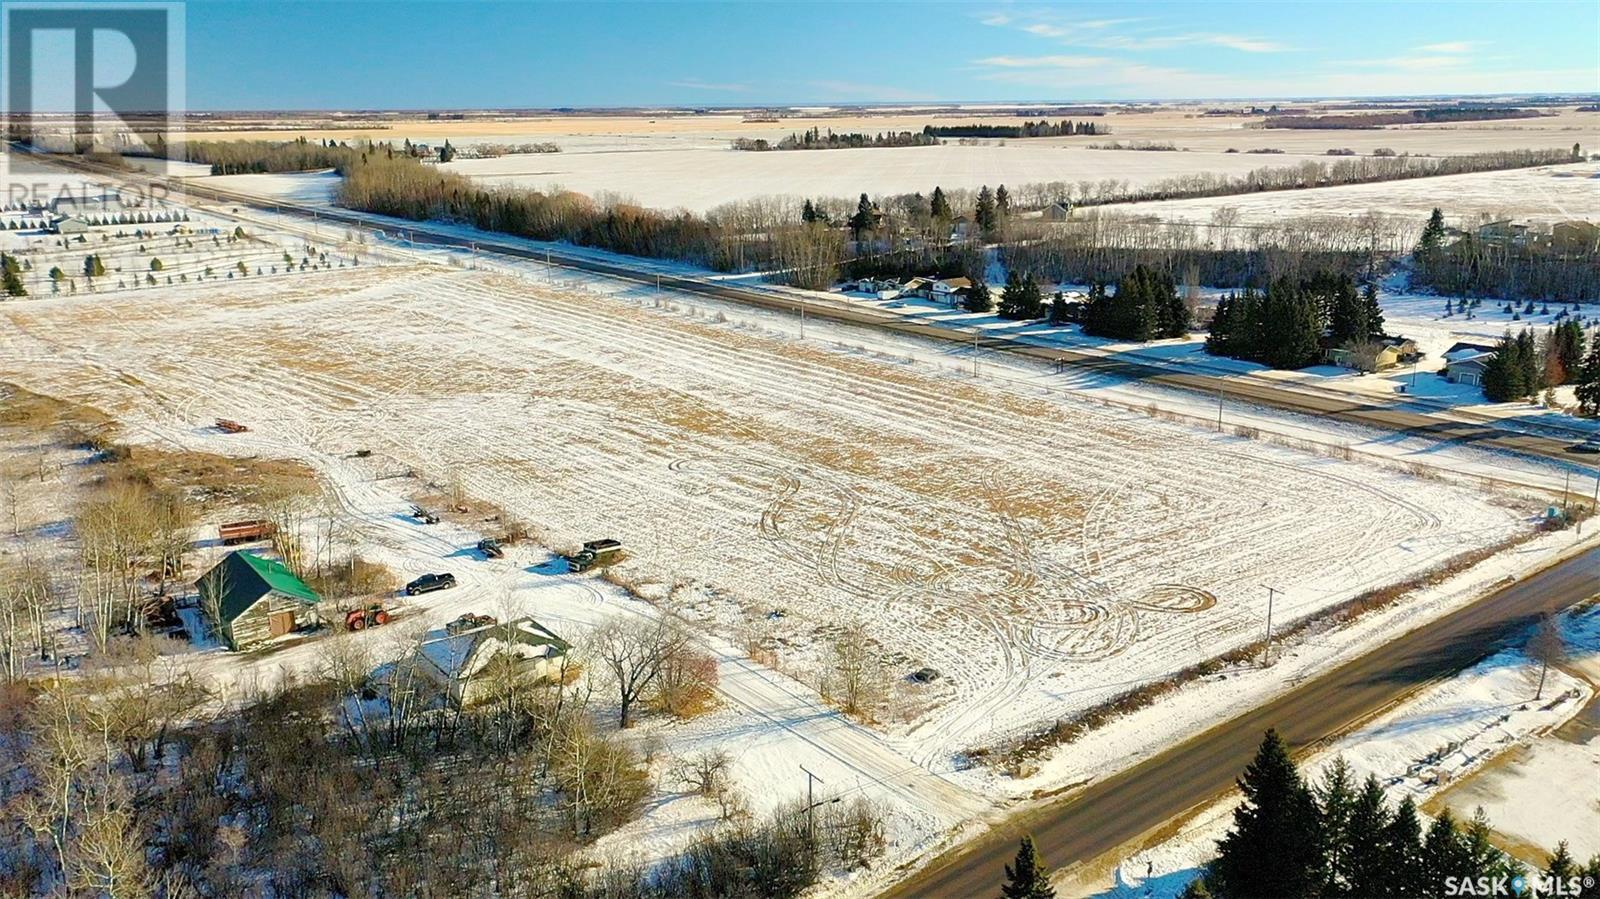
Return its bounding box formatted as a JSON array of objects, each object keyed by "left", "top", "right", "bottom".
[
  {"left": 731, "top": 128, "right": 940, "bottom": 151},
  {"left": 1412, "top": 204, "right": 1600, "bottom": 303},
  {"left": 925, "top": 119, "right": 1104, "bottom": 138},
  {"left": 1183, "top": 729, "right": 1600, "bottom": 898},
  {"left": 1264, "top": 107, "right": 1545, "bottom": 129},
  {"left": 1480, "top": 322, "right": 1597, "bottom": 405},
  {"left": 1207, "top": 273, "right": 1386, "bottom": 370}
]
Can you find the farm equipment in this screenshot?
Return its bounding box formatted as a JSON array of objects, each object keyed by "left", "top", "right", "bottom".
[
  {"left": 477, "top": 538, "right": 504, "bottom": 559},
  {"left": 446, "top": 613, "right": 497, "bottom": 635},
  {"left": 410, "top": 505, "right": 440, "bottom": 524},
  {"left": 219, "top": 519, "right": 276, "bottom": 545},
  {"left": 344, "top": 603, "right": 391, "bottom": 631},
  {"left": 563, "top": 538, "right": 623, "bottom": 573},
  {"left": 215, "top": 419, "right": 249, "bottom": 434}
]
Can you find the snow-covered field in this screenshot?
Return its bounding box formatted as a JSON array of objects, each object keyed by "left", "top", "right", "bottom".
[
  {"left": 436, "top": 144, "right": 1328, "bottom": 212},
  {"left": 1075, "top": 605, "right": 1600, "bottom": 898},
  {"left": 0, "top": 254, "right": 1544, "bottom": 767},
  {"left": 1111, "top": 162, "right": 1600, "bottom": 228}
]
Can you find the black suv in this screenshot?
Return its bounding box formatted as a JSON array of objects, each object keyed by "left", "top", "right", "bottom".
[{"left": 404, "top": 573, "right": 457, "bottom": 596}]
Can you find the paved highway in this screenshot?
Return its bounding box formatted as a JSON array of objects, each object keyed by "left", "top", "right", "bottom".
[{"left": 879, "top": 543, "right": 1600, "bottom": 897}]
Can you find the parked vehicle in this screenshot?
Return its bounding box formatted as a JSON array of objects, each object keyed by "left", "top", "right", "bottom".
[
  {"left": 404, "top": 572, "right": 456, "bottom": 596},
  {"left": 445, "top": 612, "right": 497, "bottom": 635},
  {"left": 477, "top": 538, "right": 504, "bottom": 559},
  {"left": 563, "top": 538, "right": 623, "bottom": 573},
  {"left": 410, "top": 505, "right": 440, "bottom": 524},
  {"left": 215, "top": 418, "right": 249, "bottom": 434},
  {"left": 345, "top": 603, "right": 391, "bottom": 631},
  {"left": 219, "top": 519, "right": 276, "bottom": 545}
]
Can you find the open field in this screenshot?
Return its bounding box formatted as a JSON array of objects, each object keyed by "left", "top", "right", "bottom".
[
  {"left": 1113, "top": 160, "right": 1600, "bottom": 227},
  {"left": 0, "top": 258, "right": 1540, "bottom": 767},
  {"left": 442, "top": 144, "right": 1331, "bottom": 212},
  {"left": 170, "top": 105, "right": 1600, "bottom": 214}
]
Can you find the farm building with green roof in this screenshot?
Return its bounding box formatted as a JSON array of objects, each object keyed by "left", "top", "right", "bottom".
[{"left": 195, "top": 550, "right": 321, "bottom": 650}]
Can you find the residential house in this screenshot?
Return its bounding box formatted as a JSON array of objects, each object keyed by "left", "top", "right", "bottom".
[
  {"left": 195, "top": 551, "right": 322, "bottom": 651},
  {"left": 902, "top": 276, "right": 973, "bottom": 305},
  {"left": 840, "top": 277, "right": 901, "bottom": 300},
  {"left": 1323, "top": 336, "right": 1423, "bottom": 372},
  {"left": 1476, "top": 220, "right": 1531, "bottom": 247},
  {"left": 1042, "top": 201, "right": 1073, "bottom": 222},
  {"left": 414, "top": 616, "right": 571, "bottom": 706},
  {"left": 1550, "top": 220, "right": 1600, "bottom": 254},
  {"left": 53, "top": 216, "right": 90, "bottom": 235},
  {"left": 1443, "top": 341, "right": 1499, "bottom": 387}
]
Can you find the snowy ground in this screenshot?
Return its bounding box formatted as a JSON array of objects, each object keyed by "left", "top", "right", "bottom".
[
  {"left": 1428, "top": 607, "right": 1600, "bottom": 863},
  {"left": 1072, "top": 604, "right": 1600, "bottom": 898},
  {"left": 6, "top": 165, "right": 1598, "bottom": 889},
  {"left": 1108, "top": 162, "right": 1600, "bottom": 229},
  {"left": 0, "top": 258, "right": 1549, "bottom": 766}
]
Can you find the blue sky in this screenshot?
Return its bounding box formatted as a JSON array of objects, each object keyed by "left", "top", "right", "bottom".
[{"left": 182, "top": 1, "right": 1599, "bottom": 109}]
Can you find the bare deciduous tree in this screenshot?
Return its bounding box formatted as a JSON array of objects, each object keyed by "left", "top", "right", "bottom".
[
  {"left": 592, "top": 616, "right": 689, "bottom": 729},
  {"left": 1529, "top": 613, "right": 1567, "bottom": 700}
]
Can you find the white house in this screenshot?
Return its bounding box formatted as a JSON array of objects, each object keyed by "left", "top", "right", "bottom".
[{"left": 413, "top": 616, "right": 570, "bottom": 706}]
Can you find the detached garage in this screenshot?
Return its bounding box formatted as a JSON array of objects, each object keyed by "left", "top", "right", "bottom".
[{"left": 195, "top": 551, "right": 321, "bottom": 651}]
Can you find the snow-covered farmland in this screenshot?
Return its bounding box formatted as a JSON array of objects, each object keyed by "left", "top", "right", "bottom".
[
  {"left": 1112, "top": 162, "right": 1600, "bottom": 228},
  {"left": 0, "top": 259, "right": 1542, "bottom": 769},
  {"left": 436, "top": 144, "right": 1330, "bottom": 213}
]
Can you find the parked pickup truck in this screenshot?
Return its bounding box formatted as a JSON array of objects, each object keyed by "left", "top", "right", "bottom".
[
  {"left": 219, "top": 519, "right": 276, "bottom": 545},
  {"left": 404, "top": 572, "right": 456, "bottom": 596},
  {"left": 563, "top": 538, "right": 623, "bottom": 573}
]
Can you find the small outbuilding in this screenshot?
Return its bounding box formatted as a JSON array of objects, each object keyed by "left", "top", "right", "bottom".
[
  {"left": 1042, "top": 201, "right": 1073, "bottom": 222},
  {"left": 53, "top": 216, "right": 90, "bottom": 235},
  {"left": 413, "top": 616, "right": 571, "bottom": 706},
  {"left": 195, "top": 551, "right": 321, "bottom": 651}
]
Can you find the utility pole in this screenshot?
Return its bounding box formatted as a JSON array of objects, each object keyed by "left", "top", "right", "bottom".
[
  {"left": 1216, "top": 385, "right": 1225, "bottom": 431},
  {"left": 800, "top": 296, "right": 807, "bottom": 340},
  {"left": 1564, "top": 470, "right": 1572, "bottom": 512},
  {"left": 800, "top": 765, "right": 824, "bottom": 847},
  {"left": 973, "top": 330, "right": 980, "bottom": 377},
  {"left": 1261, "top": 585, "right": 1278, "bottom": 667}
]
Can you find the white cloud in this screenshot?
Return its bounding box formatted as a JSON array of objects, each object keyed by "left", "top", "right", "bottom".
[
  {"left": 1415, "top": 41, "right": 1482, "bottom": 54},
  {"left": 1096, "top": 31, "right": 1289, "bottom": 53},
  {"left": 975, "top": 54, "right": 1111, "bottom": 69},
  {"left": 666, "top": 78, "right": 751, "bottom": 93}
]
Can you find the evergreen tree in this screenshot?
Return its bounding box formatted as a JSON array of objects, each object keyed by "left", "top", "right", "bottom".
[
  {"left": 975, "top": 186, "right": 998, "bottom": 239},
  {"left": 849, "top": 193, "right": 877, "bottom": 242},
  {"left": 1576, "top": 335, "right": 1600, "bottom": 416},
  {"left": 801, "top": 199, "right": 817, "bottom": 224},
  {"left": 1317, "top": 758, "right": 1357, "bottom": 895},
  {"left": 0, "top": 253, "right": 25, "bottom": 297},
  {"left": 1211, "top": 730, "right": 1326, "bottom": 899},
  {"left": 1481, "top": 332, "right": 1526, "bottom": 402},
  {"left": 1000, "top": 835, "right": 1056, "bottom": 899},
  {"left": 438, "top": 139, "right": 456, "bottom": 163},
  {"left": 1381, "top": 795, "right": 1427, "bottom": 898},
  {"left": 963, "top": 281, "right": 993, "bottom": 314},
  {"left": 1422, "top": 809, "right": 1471, "bottom": 896},
  {"left": 1416, "top": 207, "right": 1448, "bottom": 270},
  {"left": 48, "top": 265, "right": 64, "bottom": 283},
  {"left": 1545, "top": 841, "right": 1577, "bottom": 887},
  {"left": 1515, "top": 328, "right": 1542, "bottom": 392},
  {"left": 930, "top": 185, "right": 951, "bottom": 221},
  {"left": 1047, "top": 292, "right": 1069, "bottom": 326},
  {"left": 1000, "top": 270, "right": 1044, "bottom": 320},
  {"left": 1342, "top": 775, "right": 1392, "bottom": 898},
  {"left": 995, "top": 184, "right": 1011, "bottom": 215}
]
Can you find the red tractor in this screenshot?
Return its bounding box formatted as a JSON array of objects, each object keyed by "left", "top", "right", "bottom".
[{"left": 344, "top": 603, "right": 392, "bottom": 631}]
